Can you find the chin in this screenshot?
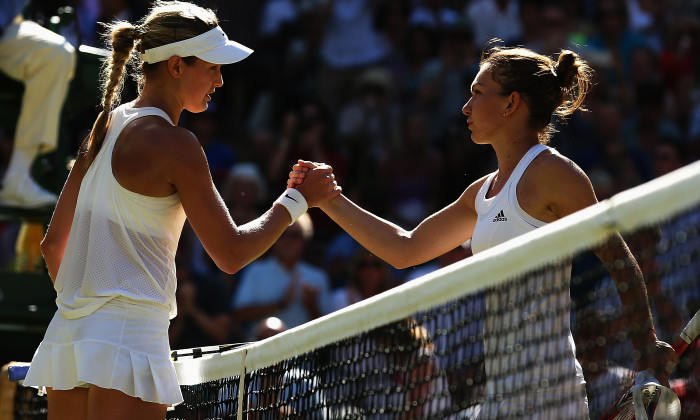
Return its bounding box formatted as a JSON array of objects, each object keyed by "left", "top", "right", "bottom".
[
  {"left": 469, "top": 132, "right": 490, "bottom": 145},
  {"left": 188, "top": 104, "right": 208, "bottom": 114}
]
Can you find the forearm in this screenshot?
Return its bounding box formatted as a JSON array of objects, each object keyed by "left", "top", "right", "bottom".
[
  {"left": 322, "top": 194, "right": 415, "bottom": 268},
  {"left": 597, "top": 236, "right": 656, "bottom": 348},
  {"left": 201, "top": 204, "right": 290, "bottom": 274},
  {"left": 42, "top": 248, "right": 64, "bottom": 282},
  {"left": 41, "top": 224, "right": 70, "bottom": 282}
]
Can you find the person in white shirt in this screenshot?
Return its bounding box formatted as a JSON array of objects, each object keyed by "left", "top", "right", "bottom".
[
  {"left": 291, "top": 40, "right": 677, "bottom": 419},
  {"left": 232, "top": 212, "right": 330, "bottom": 334},
  {"left": 23, "top": 1, "right": 340, "bottom": 419}
]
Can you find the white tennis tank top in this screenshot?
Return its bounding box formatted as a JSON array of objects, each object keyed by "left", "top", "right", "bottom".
[
  {"left": 54, "top": 103, "right": 187, "bottom": 320},
  {"left": 471, "top": 143, "right": 550, "bottom": 254},
  {"left": 470, "top": 144, "right": 586, "bottom": 418}
]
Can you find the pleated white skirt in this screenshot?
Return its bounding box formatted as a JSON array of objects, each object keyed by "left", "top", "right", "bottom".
[{"left": 24, "top": 298, "right": 183, "bottom": 405}]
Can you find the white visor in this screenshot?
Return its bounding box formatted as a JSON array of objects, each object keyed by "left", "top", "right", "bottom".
[{"left": 140, "top": 26, "right": 253, "bottom": 64}]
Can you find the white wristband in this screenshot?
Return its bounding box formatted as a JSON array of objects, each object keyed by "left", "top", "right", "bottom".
[{"left": 274, "top": 188, "right": 308, "bottom": 225}]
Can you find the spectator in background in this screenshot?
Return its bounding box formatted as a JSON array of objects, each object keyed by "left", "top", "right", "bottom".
[
  {"left": 362, "top": 318, "right": 451, "bottom": 419},
  {"left": 231, "top": 213, "right": 330, "bottom": 337},
  {"left": 652, "top": 139, "right": 700, "bottom": 338},
  {"left": 413, "top": 23, "right": 478, "bottom": 143},
  {"left": 585, "top": 0, "right": 654, "bottom": 106},
  {"left": 0, "top": 0, "right": 75, "bottom": 207},
  {"left": 221, "top": 162, "right": 269, "bottom": 224},
  {"left": 68, "top": 0, "right": 145, "bottom": 47},
  {"left": 182, "top": 104, "right": 236, "bottom": 189},
  {"left": 659, "top": 16, "right": 700, "bottom": 158},
  {"left": 622, "top": 81, "right": 683, "bottom": 178},
  {"left": 399, "top": 25, "right": 440, "bottom": 108},
  {"left": 652, "top": 138, "right": 688, "bottom": 178},
  {"left": 589, "top": 100, "right": 646, "bottom": 193},
  {"left": 625, "top": 0, "right": 664, "bottom": 51},
  {"left": 520, "top": 1, "right": 580, "bottom": 56},
  {"left": 408, "top": 0, "right": 460, "bottom": 30},
  {"left": 322, "top": 248, "right": 397, "bottom": 315},
  {"left": 169, "top": 263, "right": 237, "bottom": 349},
  {"left": 383, "top": 109, "right": 442, "bottom": 227},
  {"left": 269, "top": 99, "right": 346, "bottom": 192},
  {"left": 337, "top": 66, "right": 400, "bottom": 206},
  {"left": 372, "top": 0, "right": 412, "bottom": 78},
  {"left": 464, "top": 0, "right": 522, "bottom": 45},
  {"left": 314, "top": 0, "right": 390, "bottom": 118},
  {"left": 245, "top": 316, "right": 330, "bottom": 419}
]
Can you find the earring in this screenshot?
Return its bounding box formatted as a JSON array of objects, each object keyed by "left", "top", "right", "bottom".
[{"left": 502, "top": 112, "right": 507, "bottom": 117}]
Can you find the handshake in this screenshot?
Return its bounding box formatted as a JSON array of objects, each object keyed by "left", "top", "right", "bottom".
[{"left": 285, "top": 159, "right": 342, "bottom": 210}]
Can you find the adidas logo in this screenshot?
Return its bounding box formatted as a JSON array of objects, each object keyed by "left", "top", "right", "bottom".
[{"left": 492, "top": 210, "right": 507, "bottom": 222}]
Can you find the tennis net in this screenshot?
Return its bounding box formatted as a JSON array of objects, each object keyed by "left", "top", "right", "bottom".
[
  {"left": 166, "top": 161, "right": 700, "bottom": 419},
  {"left": 7, "top": 161, "right": 700, "bottom": 419}
]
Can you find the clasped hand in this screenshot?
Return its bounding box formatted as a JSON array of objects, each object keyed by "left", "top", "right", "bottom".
[{"left": 288, "top": 160, "right": 341, "bottom": 207}]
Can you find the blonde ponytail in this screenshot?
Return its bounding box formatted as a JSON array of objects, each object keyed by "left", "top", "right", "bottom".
[{"left": 84, "top": 23, "right": 141, "bottom": 168}]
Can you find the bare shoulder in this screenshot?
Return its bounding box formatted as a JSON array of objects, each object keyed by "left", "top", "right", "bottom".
[
  {"left": 113, "top": 115, "right": 209, "bottom": 195},
  {"left": 135, "top": 117, "right": 201, "bottom": 157},
  {"left": 530, "top": 149, "right": 592, "bottom": 189},
  {"left": 526, "top": 149, "right": 597, "bottom": 218},
  {"left": 130, "top": 117, "right": 207, "bottom": 171}
]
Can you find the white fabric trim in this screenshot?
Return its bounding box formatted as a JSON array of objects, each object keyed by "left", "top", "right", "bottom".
[
  {"left": 275, "top": 188, "right": 308, "bottom": 225},
  {"left": 139, "top": 26, "right": 252, "bottom": 64}
]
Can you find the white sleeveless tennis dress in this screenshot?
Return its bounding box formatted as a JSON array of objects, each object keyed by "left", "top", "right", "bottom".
[
  {"left": 470, "top": 144, "right": 589, "bottom": 419},
  {"left": 24, "top": 103, "right": 187, "bottom": 404}
]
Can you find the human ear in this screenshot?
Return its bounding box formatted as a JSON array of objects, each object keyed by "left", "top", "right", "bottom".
[
  {"left": 167, "top": 56, "right": 183, "bottom": 78},
  {"left": 503, "top": 91, "right": 521, "bottom": 117}
]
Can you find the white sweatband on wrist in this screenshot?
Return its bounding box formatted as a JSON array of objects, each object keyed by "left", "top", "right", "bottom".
[{"left": 274, "top": 188, "right": 308, "bottom": 225}]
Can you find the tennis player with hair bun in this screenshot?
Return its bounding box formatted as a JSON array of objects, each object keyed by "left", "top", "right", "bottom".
[
  {"left": 292, "top": 40, "right": 678, "bottom": 418},
  {"left": 22, "top": 1, "right": 340, "bottom": 418}
]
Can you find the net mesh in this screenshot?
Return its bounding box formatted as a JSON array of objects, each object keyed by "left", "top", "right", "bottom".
[{"left": 11, "top": 162, "right": 700, "bottom": 419}]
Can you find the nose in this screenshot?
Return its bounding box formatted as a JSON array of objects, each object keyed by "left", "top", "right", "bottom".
[
  {"left": 214, "top": 69, "right": 223, "bottom": 88},
  {"left": 462, "top": 100, "right": 471, "bottom": 116}
]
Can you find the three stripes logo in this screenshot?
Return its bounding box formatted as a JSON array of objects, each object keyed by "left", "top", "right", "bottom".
[{"left": 492, "top": 210, "right": 507, "bottom": 222}]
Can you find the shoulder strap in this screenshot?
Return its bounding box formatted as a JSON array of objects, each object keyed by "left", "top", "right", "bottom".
[{"left": 508, "top": 144, "right": 549, "bottom": 186}]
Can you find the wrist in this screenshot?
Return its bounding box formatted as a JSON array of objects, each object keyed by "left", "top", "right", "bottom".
[
  {"left": 645, "top": 326, "right": 658, "bottom": 342},
  {"left": 275, "top": 188, "right": 308, "bottom": 225},
  {"left": 320, "top": 192, "right": 342, "bottom": 211}
]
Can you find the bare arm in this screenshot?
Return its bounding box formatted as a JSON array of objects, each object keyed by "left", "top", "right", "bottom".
[
  {"left": 167, "top": 133, "right": 339, "bottom": 274},
  {"left": 293, "top": 161, "right": 483, "bottom": 268},
  {"left": 40, "top": 148, "right": 88, "bottom": 282},
  {"left": 530, "top": 153, "right": 678, "bottom": 379},
  {"left": 319, "top": 194, "right": 472, "bottom": 268}
]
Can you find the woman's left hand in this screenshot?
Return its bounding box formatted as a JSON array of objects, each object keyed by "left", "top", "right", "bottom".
[{"left": 286, "top": 160, "right": 320, "bottom": 189}]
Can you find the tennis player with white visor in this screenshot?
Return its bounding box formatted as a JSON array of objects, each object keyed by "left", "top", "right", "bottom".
[{"left": 22, "top": 1, "right": 340, "bottom": 419}]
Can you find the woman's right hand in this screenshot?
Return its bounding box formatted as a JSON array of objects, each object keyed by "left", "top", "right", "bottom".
[
  {"left": 286, "top": 160, "right": 311, "bottom": 189},
  {"left": 292, "top": 161, "right": 341, "bottom": 208}
]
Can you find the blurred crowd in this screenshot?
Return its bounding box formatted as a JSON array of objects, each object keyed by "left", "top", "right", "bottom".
[{"left": 2, "top": 0, "right": 700, "bottom": 374}]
